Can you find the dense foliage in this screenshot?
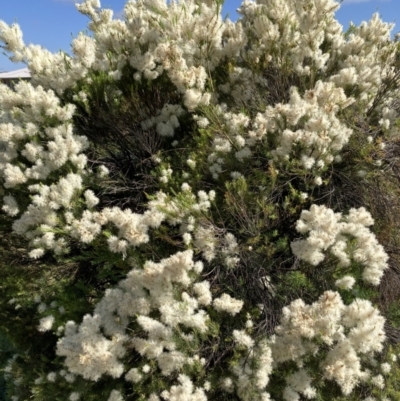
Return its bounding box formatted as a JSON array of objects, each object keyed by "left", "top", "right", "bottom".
[{"left": 0, "top": 0, "right": 400, "bottom": 400}]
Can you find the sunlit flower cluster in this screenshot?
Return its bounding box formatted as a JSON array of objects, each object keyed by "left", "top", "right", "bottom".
[
  {"left": 291, "top": 205, "right": 389, "bottom": 285},
  {"left": 272, "top": 291, "right": 386, "bottom": 396}
]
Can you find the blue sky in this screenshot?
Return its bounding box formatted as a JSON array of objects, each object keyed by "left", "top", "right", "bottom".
[{"left": 0, "top": 0, "right": 398, "bottom": 72}]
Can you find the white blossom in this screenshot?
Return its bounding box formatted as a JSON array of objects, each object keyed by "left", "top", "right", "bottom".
[
  {"left": 38, "top": 315, "right": 55, "bottom": 332},
  {"left": 213, "top": 294, "right": 243, "bottom": 316}
]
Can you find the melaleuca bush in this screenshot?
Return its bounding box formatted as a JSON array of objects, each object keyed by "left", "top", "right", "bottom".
[{"left": 1, "top": 0, "right": 400, "bottom": 400}]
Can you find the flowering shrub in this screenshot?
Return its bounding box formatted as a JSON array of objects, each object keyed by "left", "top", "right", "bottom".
[{"left": 1, "top": 0, "right": 400, "bottom": 400}]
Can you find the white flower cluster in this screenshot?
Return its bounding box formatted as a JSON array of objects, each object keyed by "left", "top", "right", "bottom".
[
  {"left": 1, "top": 0, "right": 397, "bottom": 127},
  {"left": 56, "top": 313, "right": 127, "bottom": 381},
  {"left": 0, "top": 79, "right": 93, "bottom": 256},
  {"left": 230, "top": 339, "right": 274, "bottom": 401},
  {"left": 237, "top": 0, "right": 342, "bottom": 75},
  {"left": 0, "top": 87, "right": 86, "bottom": 182},
  {"left": 271, "top": 291, "right": 386, "bottom": 396},
  {"left": 379, "top": 105, "right": 400, "bottom": 137},
  {"left": 0, "top": 0, "right": 228, "bottom": 104},
  {"left": 213, "top": 293, "right": 243, "bottom": 316},
  {"left": 57, "top": 250, "right": 209, "bottom": 380},
  {"left": 205, "top": 80, "right": 354, "bottom": 181},
  {"left": 38, "top": 315, "right": 55, "bottom": 332},
  {"left": 237, "top": 0, "right": 397, "bottom": 111},
  {"left": 147, "top": 189, "right": 214, "bottom": 227},
  {"left": 71, "top": 204, "right": 162, "bottom": 247},
  {"left": 159, "top": 374, "right": 207, "bottom": 401},
  {"left": 330, "top": 14, "right": 397, "bottom": 106},
  {"left": 291, "top": 205, "right": 389, "bottom": 285},
  {"left": 219, "top": 65, "right": 266, "bottom": 104},
  {"left": 253, "top": 82, "right": 354, "bottom": 170},
  {"left": 10, "top": 174, "right": 83, "bottom": 257},
  {"left": 56, "top": 247, "right": 257, "bottom": 399},
  {"left": 8, "top": 175, "right": 218, "bottom": 258},
  {"left": 107, "top": 390, "right": 124, "bottom": 401},
  {"left": 284, "top": 370, "right": 316, "bottom": 401},
  {"left": 1, "top": 195, "right": 19, "bottom": 217},
  {"left": 141, "top": 104, "right": 185, "bottom": 138},
  {"left": 206, "top": 108, "right": 252, "bottom": 178},
  {"left": 145, "top": 188, "right": 240, "bottom": 265}
]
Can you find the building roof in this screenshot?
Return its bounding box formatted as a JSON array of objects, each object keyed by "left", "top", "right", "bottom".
[{"left": 0, "top": 68, "right": 31, "bottom": 79}]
